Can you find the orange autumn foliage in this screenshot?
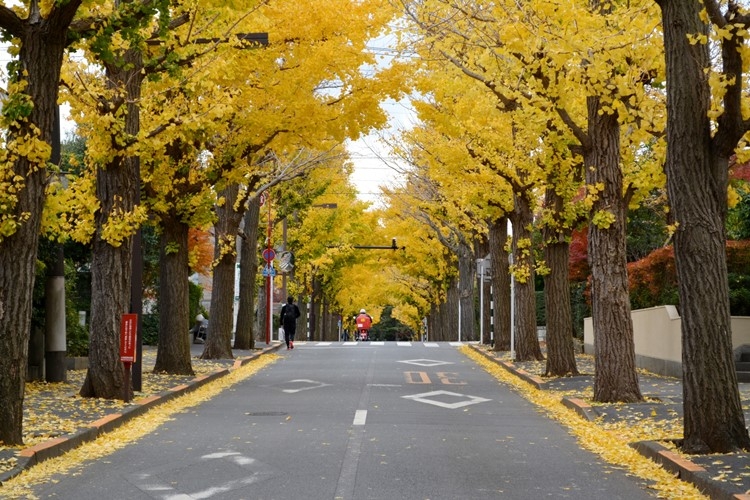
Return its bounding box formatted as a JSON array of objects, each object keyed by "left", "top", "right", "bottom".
[{"left": 188, "top": 228, "right": 213, "bottom": 275}]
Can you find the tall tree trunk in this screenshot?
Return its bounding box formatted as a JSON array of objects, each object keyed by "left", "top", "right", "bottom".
[
  {"left": 457, "top": 246, "right": 476, "bottom": 341},
  {"left": 0, "top": 89, "right": 40, "bottom": 437},
  {"left": 202, "top": 184, "right": 243, "bottom": 359},
  {"left": 153, "top": 212, "right": 193, "bottom": 375},
  {"left": 82, "top": 164, "right": 135, "bottom": 399},
  {"left": 258, "top": 280, "right": 269, "bottom": 343},
  {"left": 427, "top": 304, "right": 438, "bottom": 341},
  {"left": 235, "top": 197, "right": 260, "bottom": 350},
  {"left": 489, "top": 217, "right": 511, "bottom": 352},
  {"left": 543, "top": 187, "right": 578, "bottom": 377},
  {"left": 510, "top": 193, "right": 543, "bottom": 361},
  {"left": 0, "top": 3, "right": 81, "bottom": 443},
  {"left": 295, "top": 295, "right": 310, "bottom": 340},
  {"left": 543, "top": 241, "right": 578, "bottom": 376},
  {"left": 446, "top": 279, "right": 460, "bottom": 341},
  {"left": 586, "top": 96, "right": 641, "bottom": 403},
  {"left": 658, "top": 0, "right": 750, "bottom": 453},
  {"left": 322, "top": 298, "right": 332, "bottom": 341},
  {"left": 430, "top": 301, "right": 444, "bottom": 341},
  {"left": 310, "top": 275, "right": 322, "bottom": 341},
  {"left": 81, "top": 51, "right": 144, "bottom": 400}
]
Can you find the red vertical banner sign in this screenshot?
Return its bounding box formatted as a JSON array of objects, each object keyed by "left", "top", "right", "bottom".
[
  {"left": 120, "top": 313, "right": 138, "bottom": 402},
  {"left": 120, "top": 313, "right": 138, "bottom": 362}
]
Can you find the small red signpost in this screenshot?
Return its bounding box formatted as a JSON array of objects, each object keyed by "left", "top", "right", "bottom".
[{"left": 120, "top": 313, "right": 138, "bottom": 402}]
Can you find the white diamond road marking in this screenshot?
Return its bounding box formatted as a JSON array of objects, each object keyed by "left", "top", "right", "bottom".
[
  {"left": 397, "top": 341, "right": 412, "bottom": 346},
  {"left": 423, "top": 342, "right": 439, "bottom": 347},
  {"left": 281, "top": 379, "right": 331, "bottom": 393},
  {"left": 370, "top": 341, "right": 385, "bottom": 346},
  {"left": 402, "top": 390, "right": 491, "bottom": 409},
  {"left": 398, "top": 358, "right": 454, "bottom": 367},
  {"left": 343, "top": 341, "right": 358, "bottom": 346}
]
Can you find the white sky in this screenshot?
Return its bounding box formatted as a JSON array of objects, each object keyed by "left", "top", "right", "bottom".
[{"left": 346, "top": 97, "right": 415, "bottom": 207}]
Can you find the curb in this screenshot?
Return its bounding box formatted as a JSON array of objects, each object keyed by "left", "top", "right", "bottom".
[
  {"left": 469, "top": 344, "right": 547, "bottom": 389},
  {"left": 630, "top": 441, "right": 750, "bottom": 500},
  {"left": 467, "top": 344, "right": 750, "bottom": 500},
  {"left": 0, "top": 343, "right": 282, "bottom": 485},
  {"left": 560, "top": 396, "right": 600, "bottom": 421}
]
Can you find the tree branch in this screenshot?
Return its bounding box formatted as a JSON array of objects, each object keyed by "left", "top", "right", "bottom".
[
  {"left": 0, "top": 6, "right": 23, "bottom": 37},
  {"left": 702, "top": 0, "right": 726, "bottom": 29}
]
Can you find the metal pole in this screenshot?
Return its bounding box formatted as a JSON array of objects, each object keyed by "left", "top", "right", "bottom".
[
  {"left": 265, "top": 192, "right": 272, "bottom": 344},
  {"left": 269, "top": 276, "right": 274, "bottom": 341},
  {"left": 477, "top": 259, "right": 484, "bottom": 344},
  {"left": 489, "top": 285, "right": 494, "bottom": 342},
  {"left": 458, "top": 287, "right": 462, "bottom": 342},
  {"left": 509, "top": 253, "right": 515, "bottom": 361},
  {"left": 281, "top": 218, "right": 287, "bottom": 301}
]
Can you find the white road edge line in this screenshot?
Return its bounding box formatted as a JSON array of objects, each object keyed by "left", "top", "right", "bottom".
[{"left": 353, "top": 410, "right": 367, "bottom": 426}]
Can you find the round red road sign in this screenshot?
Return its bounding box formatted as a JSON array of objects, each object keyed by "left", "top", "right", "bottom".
[{"left": 262, "top": 248, "right": 276, "bottom": 262}]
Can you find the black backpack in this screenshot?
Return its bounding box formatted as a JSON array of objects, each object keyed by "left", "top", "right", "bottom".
[{"left": 283, "top": 304, "right": 297, "bottom": 323}]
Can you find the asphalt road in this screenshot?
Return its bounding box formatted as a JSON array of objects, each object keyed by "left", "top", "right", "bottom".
[{"left": 29, "top": 342, "right": 659, "bottom": 499}]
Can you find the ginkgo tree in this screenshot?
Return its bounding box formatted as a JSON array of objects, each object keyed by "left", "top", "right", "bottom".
[
  {"left": 376, "top": 205, "right": 449, "bottom": 336},
  {"left": 392, "top": 6, "right": 580, "bottom": 364},
  {"left": 378, "top": 101, "right": 520, "bottom": 345},
  {"left": 509, "top": 0, "right": 665, "bottom": 401},
  {"left": 191, "top": 1, "right": 401, "bottom": 358},
  {"left": 288, "top": 183, "right": 382, "bottom": 341},
  {"left": 57, "top": 0, "right": 402, "bottom": 396},
  {"left": 60, "top": 2, "right": 270, "bottom": 377},
  {"left": 232, "top": 152, "right": 358, "bottom": 350},
  {"left": 656, "top": 0, "right": 750, "bottom": 453},
  {"left": 392, "top": 61, "right": 548, "bottom": 359},
  {"left": 0, "top": 0, "right": 176, "bottom": 445},
  {"left": 393, "top": 133, "right": 486, "bottom": 343},
  {"left": 58, "top": 1, "right": 269, "bottom": 396},
  {"left": 396, "top": 0, "right": 666, "bottom": 400}
]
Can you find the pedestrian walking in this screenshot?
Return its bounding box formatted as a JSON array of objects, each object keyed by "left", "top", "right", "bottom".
[{"left": 280, "top": 297, "right": 301, "bottom": 349}]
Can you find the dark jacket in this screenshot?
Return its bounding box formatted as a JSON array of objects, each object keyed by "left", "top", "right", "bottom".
[{"left": 280, "top": 303, "right": 301, "bottom": 331}]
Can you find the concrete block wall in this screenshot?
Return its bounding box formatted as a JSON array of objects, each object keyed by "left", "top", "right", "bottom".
[{"left": 583, "top": 305, "right": 750, "bottom": 378}]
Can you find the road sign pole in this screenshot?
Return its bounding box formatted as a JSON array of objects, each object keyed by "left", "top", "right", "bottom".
[{"left": 266, "top": 192, "right": 272, "bottom": 344}]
